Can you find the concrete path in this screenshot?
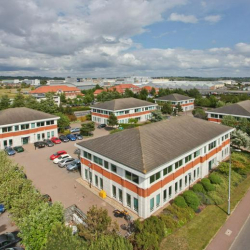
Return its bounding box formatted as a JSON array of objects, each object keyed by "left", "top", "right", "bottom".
[{"left": 206, "top": 187, "right": 250, "bottom": 250}]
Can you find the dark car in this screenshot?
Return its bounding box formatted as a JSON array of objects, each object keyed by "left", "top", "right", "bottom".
[
  {"left": 73, "top": 133, "right": 83, "bottom": 140},
  {"left": 5, "top": 247, "right": 25, "bottom": 250},
  {"left": 43, "top": 139, "right": 54, "bottom": 147},
  {"left": 59, "top": 135, "right": 69, "bottom": 143},
  {"left": 0, "top": 204, "right": 5, "bottom": 214},
  {"left": 66, "top": 134, "right": 76, "bottom": 141},
  {"left": 4, "top": 147, "right": 16, "bottom": 156},
  {"left": 13, "top": 146, "right": 24, "bottom": 153},
  {"left": 34, "top": 141, "right": 46, "bottom": 148},
  {"left": 0, "top": 231, "right": 21, "bottom": 250},
  {"left": 66, "top": 159, "right": 81, "bottom": 172},
  {"left": 97, "top": 124, "right": 106, "bottom": 129}
]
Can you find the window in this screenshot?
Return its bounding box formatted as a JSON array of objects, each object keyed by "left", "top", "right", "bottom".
[
  {"left": 163, "top": 165, "right": 172, "bottom": 176},
  {"left": 14, "top": 125, "right": 19, "bottom": 131},
  {"left": 104, "top": 161, "right": 109, "bottom": 169},
  {"left": 197, "top": 167, "right": 200, "bottom": 177},
  {"left": 150, "top": 198, "right": 154, "bottom": 212},
  {"left": 46, "top": 121, "right": 51, "bottom": 125},
  {"left": 185, "top": 175, "right": 188, "bottom": 186},
  {"left": 47, "top": 132, "right": 50, "bottom": 138},
  {"left": 37, "top": 122, "right": 45, "bottom": 127},
  {"left": 2, "top": 126, "right": 12, "bottom": 133},
  {"left": 204, "top": 146, "right": 207, "bottom": 154},
  {"left": 156, "top": 194, "right": 160, "bottom": 207},
  {"left": 31, "top": 123, "right": 35, "bottom": 128},
  {"left": 175, "top": 159, "right": 183, "bottom": 170},
  {"left": 37, "top": 134, "right": 40, "bottom": 140},
  {"left": 169, "top": 186, "right": 172, "bottom": 198},
  {"left": 9, "top": 139, "right": 13, "bottom": 146},
  {"left": 194, "top": 150, "right": 200, "bottom": 158},
  {"left": 175, "top": 182, "right": 178, "bottom": 193},
  {"left": 125, "top": 171, "right": 139, "bottom": 184},
  {"left": 194, "top": 169, "right": 196, "bottom": 179},
  {"left": 21, "top": 124, "right": 29, "bottom": 130},
  {"left": 51, "top": 131, "right": 54, "bottom": 137},
  {"left": 163, "top": 189, "right": 167, "bottom": 202},
  {"left": 100, "top": 178, "right": 103, "bottom": 189},
  {"left": 134, "top": 198, "right": 138, "bottom": 212},
  {"left": 225, "top": 134, "right": 229, "bottom": 139},
  {"left": 112, "top": 185, "right": 116, "bottom": 198},
  {"left": 125, "top": 110, "right": 129, "bottom": 114},
  {"left": 119, "top": 189, "right": 123, "bottom": 202},
  {"left": 3, "top": 140, "right": 7, "bottom": 147},
  {"left": 135, "top": 108, "right": 142, "bottom": 113},
  {"left": 221, "top": 136, "right": 224, "bottom": 141},
  {"left": 127, "top": 193, "right": 131, "bottom": 207},
  {"left": 95, "top": 175, "right": 98, "bottom": 187},
  {"left": 150, "top": 171, "right": 161, "bottom": 184},
  {"left": 111, "top": 164, "right": 117, "bottom": 173},
  {"left": 179, "top": 179, "right": 182, "bottom": 190},
  {"left": 185, "top": 154, "right": 192, "bottom": 163},
  {"left": 208, "top": 141, "right": 216, "bottom": 150},
  {"left": 51, "top": 120, "right": 54, "bottom": 125},
  {"left": 84, "top": 151, "right": 92, "bottom": 160},
  {"left": 94, "top": 156, "right": 103, "bottom": 166}
]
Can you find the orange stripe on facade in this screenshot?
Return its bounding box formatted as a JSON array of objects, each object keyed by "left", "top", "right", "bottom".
[
  {"left": 80, "top": 139, "right": 230, "bottom": 198},
  {"left": 0, "top": 125, "right": 57, "bottom": 139},
  {"left": 181, "top": 102, "right": 194, "bottom": 107},
  {"left": 208, "top": 118, "right": 221, "bottom": 123}
]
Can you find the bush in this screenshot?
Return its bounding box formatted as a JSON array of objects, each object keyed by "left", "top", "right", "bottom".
[
  {"left": 182, "top": 191, "right": 200, "bottom": 211},
  {"left": 201, "top": 178, "right": 215, "bottom": 192},
  {"left": 192, "top": 183, "right": 205, "bottom": 193},
  {"left": 86, "top": 114, "right": 91, "bottom": 120},
  {"left": 208, "top": 191, "right": 224, "bottom": 205},
  {"left": 67, "top": 114, "right": 77, "bottom": 122},
  {"left": 209, "top": 173, "right": 222, "bottom": 184},
  {"left": 159, "top": 214, "right": 178, "bottom": 232},
  {"left": 173, "top": 196, "right": 188, "bottom": 208},
  {"left": 195, "top": 192, "right": 214, "bottom": 205}
]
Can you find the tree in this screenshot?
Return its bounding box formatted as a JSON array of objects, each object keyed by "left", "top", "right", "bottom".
[
  {"left": 0, "top": 95, "right": 10, "bottom": 110},
  {"left": 192, "top": 108, "right": 207, "bottom": 120},
  {"left": 138, "top": 88, "right": 148, "bottom": 100},
  {"left": 124, "top": 88, "right": 134, "bottom": 98},
  {"left": 43, "top": 222, "right": 87, "bottom": 250},
  {"left": 19, "top": 202, "right": 64, "bottom": 250},
  {"left": 24, "top": 95, "right": 40, "bottom": 110},
  {"left": 40, "top": 80, "right": 47, "bottom": 85},
  {"left": 176, "top": 103, "right": 183, "bottom": 112},
  {"left": 231, "top": 130, "right": 250, "bottom": 149},
  {"left": 161, "top": 102, "right": 172, "bottom": 115},
  {"left": 80, "top": 122, "right": 95, "bottom": 136},
  {"left": 221, "top": 115, "right": 237, "bottom": 128},
  {"left": 238, "top": 118, "right": 250, "bottom": 134},
  {"left": 12, "top": 91, "right": 25, "bottom": 107},
  {"left": 108, "top": 113, "right": 118, "bottom": 127},
  {"left": 150, "top": 110, "right": 163, "bottom": 122},
  {"left": 150, "top": 87, "right": 156, "bottom": 96},
  {"left": 209, "top": 95, "right": 217, "bottom": 108},
  {"left": 39, "top": 92, "right": 58, "bottom": 114},
  {"left": 77, "top": 205, "right": 118, "bottom": 242},
  {"left": 60, "top": 93, "right": 67, "bottom": 103},
  {"left": 83, "top": 94, "right": 93, "bottom": 105},
  {"left": 187, "top": 88, "right": 201, "bottom": 99},
  {"left": 89, "top": 235, "right": 133, "bottom": 250},
  {"left": 216, "top": 101, "right": 225, "bottom": 108},
  {"left": 55, "top": 112, "right": 70, "bottom": 132}
]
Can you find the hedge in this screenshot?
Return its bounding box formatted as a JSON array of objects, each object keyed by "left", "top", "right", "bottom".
[
  {"left": 182, "top": 191, "right": 200, "bottom": 211},
  {"left": 201, "top": 178, "right": 215, "bottom": 192},
  {"left": 192, "top": 183, "right": 205, "bottom": 193},
  {"left": 209, "top": 173, "right": 222, "bottom": 185},
  {"left": 173, "top": 196, "right": 188, "bottom": 208}
]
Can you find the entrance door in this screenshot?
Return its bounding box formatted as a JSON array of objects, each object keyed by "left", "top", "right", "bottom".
[
  {"left": 22, "top": 137, "right": 29, "bottom": 145},
  {"left": 208, "top": 160, "right": 212, "bottom": 171}
]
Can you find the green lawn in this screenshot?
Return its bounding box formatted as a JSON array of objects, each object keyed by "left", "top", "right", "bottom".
[
  {"left": 0, "top": 88, "right": 31, "bottom": 98},
  {"left": 160, "top": 174, "right": 250, "bottom": 250}
]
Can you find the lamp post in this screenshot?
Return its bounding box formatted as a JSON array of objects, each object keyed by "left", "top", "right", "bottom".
[{"left": 228, "top": 146, "right": 232, "bottom": 215}]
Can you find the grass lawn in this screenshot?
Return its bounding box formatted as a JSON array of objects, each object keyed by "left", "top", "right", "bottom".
[
  {"left": 0, "top": 88, "right": 31, "bottom": 98},
  {"left": 160, "top": 174, "right": 250, "bottom": 250}
]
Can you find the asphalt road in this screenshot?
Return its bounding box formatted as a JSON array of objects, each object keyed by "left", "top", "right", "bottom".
[{"left": 230, "top": 214, "right": 250, "bottom": 250}]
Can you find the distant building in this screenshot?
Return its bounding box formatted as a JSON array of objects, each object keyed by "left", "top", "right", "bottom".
[
  {"left": 76, "top": 116, "right": 233, "bottom": 218},
  {"left": 154, "top": 94, "right": 195, "bottom": 111},
  {"left": 206, "top": 100, "right": 250, "bottom": 123},
  {"left": 91, "top": 98, "right": 158, "bottom": 124},
  {"left": 34, "top": 94, "right": 61, "bottom": 107},
  {"left": 0, "top": 107, "right": 59, "bottom": 149},
  {"left": 23, "top": 79, "right": 40, "bottom": 86},
  {"left": 111, "top": 84, "right": 141, "bottom": 94}
]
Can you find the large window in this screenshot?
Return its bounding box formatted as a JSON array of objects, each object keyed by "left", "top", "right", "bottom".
[
  {"left": 150, "top": 171, "right": 161, "bottom": 184},
  {"left": 112, "top": 185, "right": 116, "bottom": 198},
  {"left": 194, "top": 150, "right": 200, "bottom": 158},
  {"left": 185, "top": 154, "right": 192, "bottom": 163},
  {"left": 37, "top": 122, "right": 44, "bottom": 127},
  {"left": 163, "top": 165, "right": 172, "bottom": 176},
  {"left": 14, "top": 125, "right": 19, "bottom": 131},
  {"left": 175, "top": 159, "right": 183, "bottom": 170},
  {"left": 150, "top": 198, "right": 154, "bottom": 212},
  {"left": 156, "top": 194, "right": 160, "bottom": 207},
  {"left": 104, "top": 161, "right": 109, "bottom": 169},
  {"left": 84, "top": 151, "right": 92, "bottom": 160},
  {"left": 31, "top": 123, "right": 35, "bottom": 128},
  {"left": 127, "top": 193, "right": 131, "bottom": 207},
  {"left": 119, "top": 189, "right": 123, "bottom": 202},
  {"left": 95, "top": 175, "right": 99, "bottom": 187},
  {"left": 169, "top": 186, "right": 172, "bottom": 198},
  {"left": 2, "top": 126, "right": 12, "bottom": 133},
  {"left": 134, "top": 198, "right": 138, "bottom": 212},
  {"left": 111, "top": 164, "right": 117, "bottom": 173},
  {"left": 100, "top": 178, "right": 103, "bottom": 189},
  {"left": 163, "top": 189, "right": 167, "bottom": 202},
  {"left": 125, "top": 171, "right": 139, "bottom": 184},
  {"left": 94, "top": 156, "right": 103, "bottom": 166},
  {"left": 134, "top": 108, "right": 142, "bottom": 113},
  {"left": 21, "top": 124, "right": 29, "bottom": 130},
  {"left": 208, "top": 141, "right": 216, "bottom": 151}
]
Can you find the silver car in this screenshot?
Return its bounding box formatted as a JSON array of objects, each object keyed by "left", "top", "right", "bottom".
[
  {"left": 58, "top": 158, "right": 75, "bottom": 168},
  {"left": 66, "top": 159, "right": 81, "bottom": 171}
]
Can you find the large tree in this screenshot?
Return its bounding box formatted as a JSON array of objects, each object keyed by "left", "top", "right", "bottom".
[
  {"left": 108, "top": 113, "right": 118, "bottom": 127},
  {"left": 39, "top": 92, "right": 58, "bottom": 114},
  {"left": 12, "top": 91, "right": 25, "bottom": 107},
  {"left": 221, "top": 115, "right": 237, "bottom": 128},
  {"left": 138, "top": 88, "right": 148, "bottom": 100},
  {"left": 80, "top": 122, "right": 95, "bottom": 136},
  {"left": 150, "top": 110, "right": 163, "bottom": 122},
  {"left": 124, "top": 88, "right": 134, "bottom": 98},
  {"left": 231, "top": 130, "right": 250, "bottom": 149},
  {"left": 0, "top": 95, "right": 10, "bottom": 110},
  {"left": 55, "top": 112, "right": 70, "bottom": 132},
  {"left": 161, "top": 102, "right": 172, "bottom": 115}
]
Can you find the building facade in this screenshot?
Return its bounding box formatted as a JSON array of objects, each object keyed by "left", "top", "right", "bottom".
[
  {"left": 76, "top": 117, "right": 233, "bottom": 218},
  {"left": 154, "top": 94, "right": 195, "bottom": 111},
  {"left": 206, "top": 100, "right": 250, "bottom": 123},
  {"left": 91, "top": 98, "right": 158, "bottom": 124},
  {"left": 0, "top": 108, "right": 59, "bottom": 149}
]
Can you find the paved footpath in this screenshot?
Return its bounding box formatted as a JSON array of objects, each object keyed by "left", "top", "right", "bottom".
[{"left": 206, "top": 187, "right": 250, "bottom": 250}]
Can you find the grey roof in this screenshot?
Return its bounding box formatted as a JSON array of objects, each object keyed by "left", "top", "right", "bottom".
[
  {"left": 0, "top": 107, "right": 58, "bottom": 126},
  {"left": 77, "top": 116, "right": 232, "bottom": 174},
  {"left": 207, "top": 100, "right": 250, "bottom": 117},
  {"left": 155, "top": 93, "right": 193, "bottom": 101},
  {"left": 91, "top": 98, "right": 155, "bottom": 111}
]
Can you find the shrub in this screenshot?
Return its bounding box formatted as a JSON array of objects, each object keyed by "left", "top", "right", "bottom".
[
  {"left": 201, "top": 178, "right": 215, "bottom": 192},
  {"left": 208, "top": 191, "right": 224, "bottom": 205},
  {"left": 67, "top": 114, "right": 77, "bottom": 122},
  {"left": 218, "top": 162, "right": 230, "bottom": 175},
  {"left": 195, "top": 192, "right": 214, "bottom": 205},
  {"left": 182, "top": 191, "right": 200, "bottom": 211},
  {"left": 159, "top": 214, "right": 178, "bottom": 232},
  {"left": 165, "top": 204, "right": 195, "bottom": 223},
  {"left": 209, "top": 173, "right": 222, "bottom": 184},
  {"left": 173, "top": 196, "right": 188, "bottom": 208},
  {"left": 192, "top": 183, "right": 205, "bottom": 193}
]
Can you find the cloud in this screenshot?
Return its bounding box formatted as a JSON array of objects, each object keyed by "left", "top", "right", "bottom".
[
  {"left": 168, "top": 13, "right": 198, "bottom": 23},
  {"left": 204, "top": 15, "right": 221, "bottom": 23}
]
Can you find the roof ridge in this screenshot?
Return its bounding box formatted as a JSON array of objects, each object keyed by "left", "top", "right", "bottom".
[{"left": 137, "top": 126, "right": 147, "bottom": 174}]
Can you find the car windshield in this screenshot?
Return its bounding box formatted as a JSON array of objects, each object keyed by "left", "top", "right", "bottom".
[
  {"left": 53, "top": 153, "right": 58, "bottom": 156},
  {"left": 6, "top": 232, "right": 15, "bottom": 241}
]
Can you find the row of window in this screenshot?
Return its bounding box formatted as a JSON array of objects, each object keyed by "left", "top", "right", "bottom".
[{"left": 1, "top": 120, "right": 55, "bottom": 133}]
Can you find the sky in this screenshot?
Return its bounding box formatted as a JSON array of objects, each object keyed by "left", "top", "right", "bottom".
[{"left": 0, "top": 0, "right": 250, "bottom": 78}]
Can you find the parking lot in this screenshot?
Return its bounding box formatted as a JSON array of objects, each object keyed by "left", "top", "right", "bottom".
[{"left": 1, "top": 124, "right": 130, "bottom": 233}]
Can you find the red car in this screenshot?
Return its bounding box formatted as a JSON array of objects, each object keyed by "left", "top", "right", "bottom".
[
  {"left": 51, "top": 137, "right": 61, "bottom": 144},
  {"left": 50, "top": 150, "right": 67, "bottom": 160}
]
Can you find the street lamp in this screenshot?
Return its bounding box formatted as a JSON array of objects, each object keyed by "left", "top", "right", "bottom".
[{"left": 228, "top": 147, "right": 232, "bottom": 215}]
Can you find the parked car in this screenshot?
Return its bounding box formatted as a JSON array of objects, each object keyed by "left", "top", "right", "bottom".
[
  {"left": 59, "top": 135, "right": 69, "bottom": 143},
  {"left": 5, "top": 247, "right": 25, "bottom": 250},
  {"left": 97, "top": 124, "right": 106, "bottom": 129},
  {"left": 64, "top": 125, "right": 71, "bottom": 130},
  {"left": 13, "top": 146, "right": 24, "bottom": 153},
  {"left": 42, "top": 194, "right": 52, "bottom": 203},
  {"left": 66, "top": 159, "right": 81, "bottom": 171},
  {"left": 50, "top": 150, "right": 67, "bottom": 160},
  {"left": 51, "top": 137, "right": 61, "bottom": 144},
  {"left": 0, "top": 204, "right": 5, "bottom": 214},
  {"left": 34, "top": 141, "right": 46, "bottom": 148},
  {"left": 53, "top": 154, "right": 72, "bottom": 164},
  {"left": 58, "top": 158, "right": 75, "bottom": 168},
  {"left": 4, "top": 147, "right": 16, "bottom": 156},
  {"left": 73, "top": 133, "right": 83, "bottom": 140},
  {"left": 66, "top": 134, "right": 76, "bottom": 141},
  {"left": 0, "top": 231, "right": 21, "bottom": 250},
  {"left": 70, "top": 128, "right": 80, "bottom": 133},
  {"left": 43, "top": 139, "right": 54, "bottom": 147}
]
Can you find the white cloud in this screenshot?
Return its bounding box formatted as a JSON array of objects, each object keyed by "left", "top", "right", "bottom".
[
  {"left": 168, "top": 13, "right": 198, "bottom": 23},
  {"left": 204, "top": 15, "right": 221, "bottom": 23}
]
